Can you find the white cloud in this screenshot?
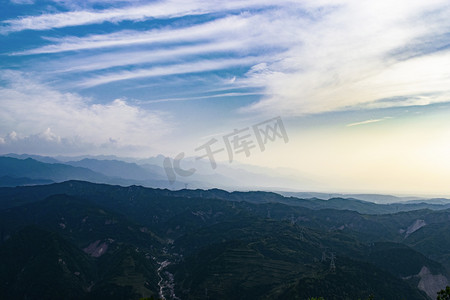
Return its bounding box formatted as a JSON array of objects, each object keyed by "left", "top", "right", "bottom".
[
  {"left": 39, "top": 40, "right": 250, "bottom": 73},
  {"left": 77, "top": 57, "right": 263, "bottom": 88},
  {"left": 346, "top": 119, "right": 385, "bottom": 127},
  {"left": 0, "top": 71, "right": 171, "bottom": 156},
  {"left": 140, "top": 92, "right": 263, "bottom": 104},
  {"left": 10, "top": 0, "right": 34, "bottom": 4},
  {"left": 12, "top": 15, "right": 252, "bottom": 55},
  {"left": 39, "top": 127, "right": 61, "bottom": 142},
  {"left": 239, "top": 0, "right": 450, "bottom": 115},
  {"left": 8, "top": 131, "right": 18, "bottom": 141},
  {"left": 4, "top": 0, "right": 450, "bottom": 117},
  {"left": 0, "top": 0, "right": 300, "bottom": 34}
]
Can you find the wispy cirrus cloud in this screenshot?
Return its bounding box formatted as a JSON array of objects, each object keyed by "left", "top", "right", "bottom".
[
  {"left": 2, "top": 0, "right": 450, "bottom": 117},
  {"left": 2, "top": 1, "right": 207, "bottom": 33},
  {"left": 1, "top": 0, "right": 302, "bottom": 34},
  {"left": 10, "top": 0, "right": 34, "bottom": 4},
  {"left": 238, "top": 0, "right": 450, "bottom": 115},
  {"left": 11, "top": 12, "right": 291, "bottom": 90},
  {"left": 11, "top": 15, "right": 254, "bottom": 55},
  {"left": 139, "top": 92, "right": 264, "bottom": 104},
  {"left": 77, "top": 57, "right": 264, "bottom": 88},
  {"left": 346, "top": 119, "right": 388, "bottom": 127},
  {"left": 43, "top": 40, "right": 248, "bottom": 73}
]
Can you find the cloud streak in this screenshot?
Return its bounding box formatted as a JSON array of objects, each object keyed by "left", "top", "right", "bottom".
[
  {"left": 346, "top": 119, "right": 385, "bottom": 127},
  {"left": 77, "top": 57, "right": 264, "bottom": 88},
  {"left": 11, "top": 15, "right": 253, "bottom": 55},
  {"left": 239, "top": 0, "right": 450, "bottom": 115},
  {"left": 37, "top": 40, "right": 253, "bottom": 73},
  {"left": 140, "top": 92, "right": 264, "bottom": 104},
  {"left": 1, "top": 0, "right": 301, "bottom": 34}
]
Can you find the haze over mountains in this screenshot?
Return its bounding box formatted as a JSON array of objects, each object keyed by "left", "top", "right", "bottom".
[
  {"left": 2, "top": 153, "right": 450, "bottom": 204},
  {"left": 0, "top": 153, "right": 307, "bottom": 191},
  {"left": 0, "top": 154, "right": 450, "bottom": 299},
  {"left": 1, "top": 154, "right": 450, "bottom": 299},
  {"left": 1, "top": 180, "right": 450, "bottom": 299}
]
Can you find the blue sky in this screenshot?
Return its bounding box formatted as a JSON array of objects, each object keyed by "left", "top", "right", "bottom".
[{"left": 1, "top": 0, "right": 450, "bottom": 195}]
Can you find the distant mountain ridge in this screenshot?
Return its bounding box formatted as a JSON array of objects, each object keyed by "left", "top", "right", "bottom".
[
  {"left": 279, "top": 191, "right": 426, "bottom": 203},
  {"left": 0, "top": 157, "right": 109, "bottom": 182},
  {"left": 2, "top": 153, "right": 61, "bottom": 164},
  {"left": 65, "top": 158, "right": 165, "bottom": 181},
  {"left": 0, "top": 153, "right": 313, "bottom": 191},
  {"left": 2, "top": 154, "right": 450, "bottom": 207},
  {"left": 1, "top": 163, "right": 450, "bottom": 215},
  {"left": 0, "top": 175, "right": 53, "bottom": 187},
  {"left": 0, "top": 156, "right": 185, "bottom": 189}
]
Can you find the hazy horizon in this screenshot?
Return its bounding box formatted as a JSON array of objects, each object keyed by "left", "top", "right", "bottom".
[{"left": 3, "top": 152, "right": 450, "bottom": 200}]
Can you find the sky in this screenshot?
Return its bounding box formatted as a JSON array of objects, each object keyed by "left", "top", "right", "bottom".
[{"left": 1, "top": 0, "right": 450, "bottom": 196}]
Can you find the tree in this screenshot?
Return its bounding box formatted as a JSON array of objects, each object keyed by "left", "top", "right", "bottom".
[{"left": 437, "top": 286, "right": 450, "bottom": 300}]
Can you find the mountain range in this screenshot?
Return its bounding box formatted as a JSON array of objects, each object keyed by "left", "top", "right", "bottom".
[
  {"left": 0, "top": 179, "right": 449, "bottom": 299},
  {"left": 1, "top": 154, "right": 450, "bottom": 299},
  {"left": 2, "top": 154, "right": 450, "bottom": 204}
]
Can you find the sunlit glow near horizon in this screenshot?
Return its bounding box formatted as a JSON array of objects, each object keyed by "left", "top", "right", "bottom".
[{"left": 1, "top": 0, "right": 450, "bottom": 196}]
